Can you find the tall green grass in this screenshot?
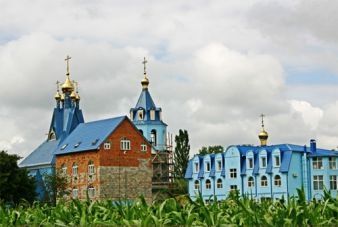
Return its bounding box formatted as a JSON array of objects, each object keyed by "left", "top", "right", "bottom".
[{"left": 0, "top": 189, "right": 337, "bottom": 226}]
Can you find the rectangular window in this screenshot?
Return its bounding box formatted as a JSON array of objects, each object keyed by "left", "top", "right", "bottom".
[
  {"left": 72, "top": 165, "right": 78, "bottom": 176},
  {"left": 313, "top": 175, "right": 324, "bottom": 190},
  {"left": 88, "top": 164, "right": 95, "bottom": 175},
  {"left": 313, "top": 157, "right": 323, "bottom": 169},
  {"left": 274, "top": 156, "right": 280, "bottom": 167},
  {"left": 194, "top": 163, "right": 199, "bottom": 173},
  {"left": 230, "top": 168, "right": 237, "bottom": 178},
  {"left": 230, "top": 185, "right": 237, "bottom": 191},
  {"left": 248, "top": 158, "right": 254, "bottom": 169},
  {"left": 150, "top": 110, "right": 155, "bottom": 120},
  {"left": 216, "top": 160, "right": 222, "bottom": 171},
  {"left": 141, "top": 144, "right": 147, "bottom": 152},
  {"left": 104, "top": 142, "right": 111, "bottom": 150},
  {"left": 120, "top": 138, "right": 131, "bottom": 150},
  {"left": 72, "top": 189, "right": 78, "bottom": 198},
  {"left": 329, "top": 157, "right": 337, "bottom": 170},
  {"left": 330, "top": 175, "right": 337, "bottom": 190},
  {"left": 205, "top": 162, "right": 210, "bottom": 172},
  {"left": 261, "top": 157, "right": 267, "bottom": 168},
  {"left": 88, "top": 187, "right": 95, "bottom": 198}
]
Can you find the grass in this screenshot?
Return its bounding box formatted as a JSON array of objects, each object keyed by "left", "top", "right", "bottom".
[{"left": 0, "top": 189, "right": 337, "bottom": 226}]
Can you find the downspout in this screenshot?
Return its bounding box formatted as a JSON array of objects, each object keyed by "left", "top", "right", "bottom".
[{"left": 270, "top": 174, "right": 273, "bottom": 199}]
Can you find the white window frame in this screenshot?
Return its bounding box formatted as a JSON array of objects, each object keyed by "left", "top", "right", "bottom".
[
  {"left": 313, "top": 157, "right": 323, "bottom": 169},
  {"left": 150, "top": 110, "right": 155, "bottom": 120},
  {"left": 88, "top": 163, "right": 95, "bottom": 175},
  {"left": 194, "top": 180, "right": 200, "bottom": 190},
  {"left": 137, "top": 110, "right": 144, "bottom": 120},
  {"left": 216, "top": 179, "right": 223, "bottom": 188},
  {"left": 274, "top": 175, "right": 281, "bottom": 187},
  {"left": 329, "top": 157, "right": 336, "bottom": 170},
  {"left": 330, "top": 175, "right": 337, "bottom": 190},
  {"left": 313, "top": 175, "right": 324, "bottom": 190},
  {"left": 205, "top": 161, "right": 211, "bottom": 172},
  {"left": 248, "top": 177, "right": 254, "bottom": 188},
  {"left": 141, "top": 144, "right": 147, "bottom": 152},
  {"left": 230, "top": 185, "right": 237, "bottom": 191},
  {"left": 72, "top": 188, "right": 78, "bottom": 198},
  {"left": 229, "top": 168, "right": 237, "bottom": 179},
  {"left": 205, "top": 179, "right": 211, "bottom": 190},
  {"left": 261, "top": 156, "right": 267, "bottom": 168},
  {"left": 261, "top": 176, "right": 268, "bottom": 187},
  {"left": 72, "top": 164, "right": 78, "bottom": 176},
  {"left": 120, "top": 138, "right": 131, "bottom": 151},
  {"left": 247, "top": 158, "right": 254, "bottom": 169},
  {"left": 104, "top": 142, "right": 111, "bottom": 150},
  {"left": 88, "top": 186, "right": 95, "bottom": 198},
  {"left": 216, "top": 160, "right": 222, "bottom": 172},
  {"left": 274, "top": 156, "right": 280, "bottom": 167}
]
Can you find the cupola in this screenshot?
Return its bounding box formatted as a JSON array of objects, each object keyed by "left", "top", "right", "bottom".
[{"left": 258, "top": 114, "right": 269, "bottom": 146}]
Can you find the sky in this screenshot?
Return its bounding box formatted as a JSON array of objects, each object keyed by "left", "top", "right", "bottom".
[{"left": 1, "top": 0, "right": 338, "bottom": 159}]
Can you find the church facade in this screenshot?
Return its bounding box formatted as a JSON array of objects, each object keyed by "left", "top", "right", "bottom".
[
  {"left": 20, "top": 56, "right": 154, "bottom": 202},
  {"left": 185, "top": 117, "right": 338, "bottom": 202}
]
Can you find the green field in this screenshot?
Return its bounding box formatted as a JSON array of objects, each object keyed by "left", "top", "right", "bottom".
[{"left": 1, "top": 190, "right": 337, "bottom": 226}]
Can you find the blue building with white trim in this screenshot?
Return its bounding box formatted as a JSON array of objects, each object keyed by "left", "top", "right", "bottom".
[{"left": 185, "top": 117, "right": 338, "bottom": 201}]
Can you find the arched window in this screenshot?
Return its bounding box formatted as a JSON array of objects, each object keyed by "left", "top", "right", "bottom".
[
  {"left": 88, "top": 185, "right": 95, "bottom": 198},
  {"left": 61, "top": 163, "right": 67, "bottom": 175},
  {"left": 217, "top": 179, "right": 223, "bottom": 188},
  {"left": 72, "top": 163, "right": 78, "bottom": 176},
  {"left": 206, "top": 179, "right": 211, "bottom": 189},
  {"left": 137, "top": 110, "right": 144, "bottom": 120},
  {"left": 139, "top": 129, "right": 143, "bottom": 135},
  {"left": 150, "top": 129, "right": 157, "bottom": 146},
  {"left": 194, "top": 180, "right": 200, "bottom": 190},
  {"left": 88, "top": 160, "right": 94, "bottom": 175},
  {"left": 48, "top": 130, "right": 56, "bottom": 141},
  {"left": 248, "top": 176, "right": 254, "bottom": 187},
  {"left": 261, "top": 175, "right": 268, "bottom": 187},
  {"left": 274, "top": 175, "right": 281, "bottom": 187}
]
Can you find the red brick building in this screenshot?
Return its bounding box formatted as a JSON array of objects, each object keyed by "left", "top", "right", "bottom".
[{"left": 55, "top": 116, "right": 152, "bottom": 202}]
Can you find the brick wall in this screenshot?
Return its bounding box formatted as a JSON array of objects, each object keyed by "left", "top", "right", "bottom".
[{"left": 55, "top": 118, "right": 152, "bottom": 202}]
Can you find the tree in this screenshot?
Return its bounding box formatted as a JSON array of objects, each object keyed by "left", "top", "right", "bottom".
[
  {"left": 44, "top": 169, "right": 69, "bottom": 205},
  {"left": 198, "top": 145, "right": 224, "bottom": 155},
  {"left": 174, "top": 129, "right": 190, "bottom": 178},
  {"left": 0, "top": 151, "right": 36, "bottom": 204}
]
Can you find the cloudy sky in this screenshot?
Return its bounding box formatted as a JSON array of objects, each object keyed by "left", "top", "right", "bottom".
[{"left": 1, "top": 0, "right": 338, "bottom": 158}]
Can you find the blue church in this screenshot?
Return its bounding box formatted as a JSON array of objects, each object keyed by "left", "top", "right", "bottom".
[{"left": 185, "top": 115, "right": 338, "bottom": 201}]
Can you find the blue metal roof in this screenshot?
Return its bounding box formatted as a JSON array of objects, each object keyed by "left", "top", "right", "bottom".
[
  {"left": 19, "top": 139, "right": 59, "bottom": 168},
  {"left": 198, "top": 156, "right": 205, "bottom": 178},
  {"left": 184, "top": 160, "right": 193, "bottom": 179},
  {"left": 209, "top": 154, "right": 216, "bottom": 177},
  {"left": 135, "top": 89, "right": 156, "bottom": 110},
  {"left": 55, "top": 116, "right": 126, "bottom": 155}
]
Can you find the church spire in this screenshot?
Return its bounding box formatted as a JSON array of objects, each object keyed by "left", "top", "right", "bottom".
[
  {"left": 258, "top": 114, "right": 269, "bottom": 146},
  {"left": 141, "top": 57, "right": 150, "bottom": 90},
  {"left": 61, "top": 55, "right": 74, "bottom": 93}
]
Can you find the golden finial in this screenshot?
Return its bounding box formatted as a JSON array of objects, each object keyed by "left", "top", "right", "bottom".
[
  {"left": 61, "top": 55, "right": 74, "bottom": 92},
  {"left": 258, "top": 113, "right": 268, "bottom": 146},
  {"left": 141, "top": 57, "right": 149, "bottom": 89},
  {"left": 54, "top": 80, "right": 61, "bottom": 100},
  {"left": 74, "top": 81, "right": 80, "bottom": 101}
]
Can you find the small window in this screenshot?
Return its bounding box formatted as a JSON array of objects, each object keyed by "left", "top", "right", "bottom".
[
  {"left": 248, "top": 176, "right": 254, "bottom": 187},
  {"left": 72, "top": 188, "right": 78, "bottom": 199},
  {"left": 205, "top": 162, "right": 210, "bottom": 172},
  {"left": 261, "top": 176, "right": 268, "bottom": 187},
  {"left": 217, "top": 179, "right": 223, "bottom": 188},
  {"left": 74, "top": 142, "right": 81, "bottom": 148},
  {"left": 141, "top": 143, "right": 147, "bottom": 152},
  {"left": 120, "top": 138, "right": 131, "bottom": 150},
  {"left": 216, "top": 160, "right": 222, "bottom": 171},
  {"left": 313, "top": 157, "right": 323, "bottom": 169},
  {"left": 130, "top": 111, "right": 134, "bottom": 120},
  {"left": 274, "top": 175, "right": 281, "bottom": 187},
  {"left": 138, "top": 110, "right": 144, "bottom": 120},
  {"left": 92, "top": 139, "right": 99, "bottom": 146},
  {"left": 194, "top": 180, "right": 200, "bottom": 190},
  {"left": 88, "top": 161, "right": 95, "bottom": 175},
  {"left": 48, "top": 130, "right": 56, "bottom": 141},
  {"left": 329, "top": 157, "right": 336, "bottom": 170},
  {"left": 248, "top": 158, "right": 254, "bottom": 169},
  {"left": 104, "top": 142, "right": 111, "bottom": 150},
  {"left": 150, "top": 130, "right": 157, "bottom": 146},
  {"left": 72, "top": 163, "right": 78, "bottom": 176},
  {"left": 88, "top": 186, "right": 95, "bottom": 198},
  {"left": 61, "top": 144, "right": 68, "bottom": 150},
  {"left": 313, "top": 175, "right": 324, "bottom": 190},
  {"left": 274, "top": 156, "right": 280, "bottom": 167},
  {"left": 230, "top": 168, "right": 237, "bottom": 178},
  {"left": 205, "top": 179, "right": 211, "bottom": 189},
  {"left": 194, "top": 163, "right": 199, "bottom": 173},
  {"left": 61, "top": 164, "right": 67, "bottom": 175},
  {"left": 261, "top": 157, "right": 267, "bottom": 168},
  {"left": 230, "top": 185, "right": 237, "bottom": 191},
  {"left": 330, "top": 175, "right": 337, "bottom": 190},
  {"left": 150, "top": 110, "right": 155, "bottom": 120}
]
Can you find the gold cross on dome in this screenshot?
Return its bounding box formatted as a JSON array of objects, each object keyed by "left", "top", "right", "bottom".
[
  {"left": 142, "top": 57, "right": 147, "bottom": 75},
  {"left": 56, "top": 80, "right": 60, "bottom": 91},
  {"left": 65, "top": 55, "right": 72, "bottom": 75},
  {"left": 260, "top": 114, "right": 265, "bottom": 129}
]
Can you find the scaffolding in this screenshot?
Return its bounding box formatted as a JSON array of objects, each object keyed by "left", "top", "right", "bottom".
[{"left": 151, "top": 132, "right": 174, "bottom": 190}]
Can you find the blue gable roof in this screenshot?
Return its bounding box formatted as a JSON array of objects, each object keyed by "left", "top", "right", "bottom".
[
  {"left": 19, "top": 139, "right": 59, "bottom": 168},
  {"left": 55, "top": 116, "right": 126, "bottom": 155},
  {"left": 184, "top": 160, "right": 193, "bottom": 179},
  {"left": 135, "top": 89, "right": 156, "bottom": 110}
]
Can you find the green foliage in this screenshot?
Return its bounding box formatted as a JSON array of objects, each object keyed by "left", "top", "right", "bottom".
[
  {"left": 43, "top": 169, "right": 70, "bottom": 205},
  {"left": 174, "top": 129, "right": 190, "bottom": 178},
  {"left": 0, "top": 151, "right": 36, "bottom": 204},
  {"left": 0, "top": 189, "right": 337, "bottom": 226},
  {"left": 198, "top": 145, "right": 224, "bottom": 155}
]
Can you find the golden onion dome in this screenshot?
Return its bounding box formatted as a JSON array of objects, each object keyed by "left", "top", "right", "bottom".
[
  {"left": 141, "top": 75, "right": 149, "bottom": 89},
  {"left": 70, "top": 90, "right": 77, "bottom": 99},
  {"left": 259, "top": 130, "right": 268, "bottom": 140},
  {"left": 75, "top": 92, "right": 80, "bottom": 101},
  {"left": 258, "top": 114, "right": 268, "bottom": 146},
  {"left": 61, "top": 75, "right": 74, "bottom": 92},
  {"left": 61, "top": 93, "right": 65, "bottom": 101},
  {"left": 54, "top": 91, "right": 61, "bottom": 100}
]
